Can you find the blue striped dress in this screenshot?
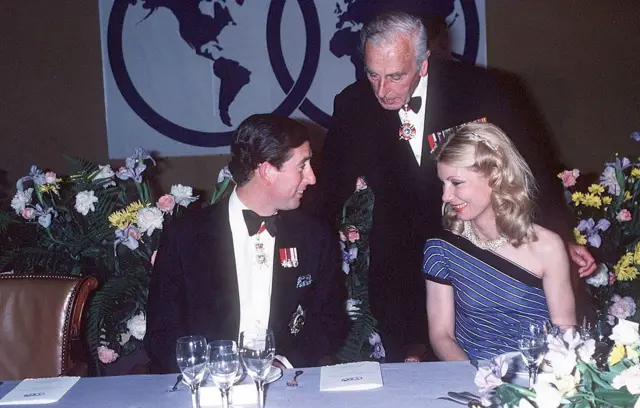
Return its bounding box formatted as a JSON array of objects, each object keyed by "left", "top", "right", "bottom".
[{"left": 422, "top": 231, "right": 550, "bottom": 360}]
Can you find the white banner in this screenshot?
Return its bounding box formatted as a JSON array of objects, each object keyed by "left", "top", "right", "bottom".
[{"left": 99, "top": 0, "right": 486, "bottom": 158}]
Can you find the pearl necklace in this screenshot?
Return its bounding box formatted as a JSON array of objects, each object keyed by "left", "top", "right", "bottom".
[{"left": 460, "top": 221, "right": 507, "bottom": 251}]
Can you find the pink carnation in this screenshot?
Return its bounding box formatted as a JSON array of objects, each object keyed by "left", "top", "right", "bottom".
[
  {"left": 608, "top": 295, "right": 637, "bottom": 321},
  {"left": 339, "top": 231, "right": 346, "bottom": 242},
  {"left": 617, "top": 209, "right": 632, "bottom": 222},
  {"left": 151, "top": 250, "right": 158, "bottom": 266},
  {"left": 156, "top": 194, "right": 176, "bottom": 213},
  {"left": 97, "top": 345, "right": 119, "bottom": 364},
  {"left": 44, "top": 171, "right": 57, "bottom": 184},
  {"left": 346, "top": 225, "right": 360, "bottom": 242},
  {"left": 559, "top": 169, "right": 580, "bottom": 188},
  {"left": 21, "top": 207, "right": 36, "bottom": 220}
]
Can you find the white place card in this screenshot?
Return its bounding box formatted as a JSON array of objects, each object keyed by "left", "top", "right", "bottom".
[
  {"left": 0, "top": 377, "right": 80, "bottom": 405},
  {"left": 320, "top": 362, "right": 383, "bottom": 392}
]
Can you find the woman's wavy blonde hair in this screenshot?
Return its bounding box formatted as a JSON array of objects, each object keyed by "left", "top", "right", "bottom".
[{"left": 436, "top": 122, "right": 538, "bottom": 246}]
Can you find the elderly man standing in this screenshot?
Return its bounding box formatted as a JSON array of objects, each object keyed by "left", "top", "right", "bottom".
[
  {"left": 304, "top": 11, "right": 595, "bottom": 363},
  {"left": 145, "top": 114, "right": 348, "bottom": 373}
]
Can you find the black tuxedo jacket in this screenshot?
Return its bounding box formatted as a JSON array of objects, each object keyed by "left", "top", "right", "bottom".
[
  {"left": 144, "top": 198, "right": 348, "bottom": 373},
  {"left": 304, "top": 57, "right": 571, "bottom": 361}
]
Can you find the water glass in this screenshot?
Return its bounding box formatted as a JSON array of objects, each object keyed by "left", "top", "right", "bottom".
[
  {"left": 239, "top": 329, "right": 275, "bottom": 408},
  {"left": 208, "top": 340, "right": 240, "bottom": 408},
  {"left": 176, "top": 335, "right": 209, "bottom": 408},
  {"left": 518, "top": 321, "right": 546, "bottom": 388}
]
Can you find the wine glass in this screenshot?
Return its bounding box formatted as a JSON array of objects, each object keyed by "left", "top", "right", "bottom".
[
  {"left": 208, "top": 340, "right": 240, "bottom": 408},
  {"left": 176, "top": 335, "right": 209, "bottom": 408},
  {"left": 517, "top": 321, "right": 546, "bottom": 389},
  {"left": 239, "top": 329, "right": 275, "bottom": 408}
]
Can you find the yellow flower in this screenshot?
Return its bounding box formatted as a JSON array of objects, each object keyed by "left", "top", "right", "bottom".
[
  {"left": 39, "top": 184, "right": 59, "bottom": 195},
  {"left": 108, "top": 201, "right": 145, "bottom": 230},
  {"left": 571, "top": 192, "right": 584, "bottom": 205},
  {"left": 602, "top": 196, "right": 613, "bottom": 205},
  {"left": 635, "top": 242, "right": 640, "bottom": 265},
  {"left": 581, "top": 193, "right": 602, "bottom": 208},
  {"left": 588, "top": 184, "right": 605, "bottom": 195},
  {"left": 624, "top": 191, "right": 632, "bottom": 202},
  {"left": 614, "top": 252, "right": 639, "bottom": 281},
  {"left": 632, "top": 168, "right": 640, "bottom": 179},
  {"left": 609, "top": 343, "right": 626, "bottom": 366},
  {"left": 573, "top": 228, "right": 587, "bottom": 245}
]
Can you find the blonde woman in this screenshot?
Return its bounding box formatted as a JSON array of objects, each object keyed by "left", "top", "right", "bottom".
[{"left": 423, "top": 122, "right": 576, "bottom": 361}]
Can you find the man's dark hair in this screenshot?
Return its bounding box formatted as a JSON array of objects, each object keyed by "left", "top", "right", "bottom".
[{"left": 229, "top": 114, "right": 310, "bottom": 186}]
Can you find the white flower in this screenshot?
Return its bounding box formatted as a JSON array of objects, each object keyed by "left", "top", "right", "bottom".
[
  {"left": 612, "top": 365, "right": 640, "bottom": 394},
  {"left": 610, "top": 319, "right": 640, "bottom": 346},
  {"left": 75, "top": 190, "right": 99, "bottom": 215},
  {"left": 171, "top": 184, "right": 198, "bottom": 207},
  {"left": 577, "top": 338, "right": 596, "bottom": 363},
  {"left": 126, "top": 313, "right": 146, "bottom": 341},
  {"left": 586, "top": 264, "right": 609, "bottom": 287},
  {"left": 217, "top": 166, "right": 233, "bottom": 183},
  {"left": 92, "top": 164, "right": 116, "bottom": 188},
  {"left": 11, "top": 188, "right": 33, "bottom": 214},
  {"left": 345, "top": 298, "right": 361, "bottom": 320},
  {"left": 474, "top": 354, "right": 508, "bottom": 395},
  {"left": 533, "top": 380, "right": 568, "bottom": 408},
  {"left": 517, "top": 398, "right": 535, "bottom": 408},
  {"left": 137, "top": 207, "right": 164, "bottom": 236}
]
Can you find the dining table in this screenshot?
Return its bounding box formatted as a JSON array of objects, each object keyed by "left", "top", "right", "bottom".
[{"left": 0, "top": 361, "right": 481, "bottom": 407}]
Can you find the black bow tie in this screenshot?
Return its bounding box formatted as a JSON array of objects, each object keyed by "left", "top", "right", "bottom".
[
  {"left": 242, "top": 210, "right": 278, "bottom": 237},
  {"left": 404, "top": 96, "right": 422, "bottom": 113}
]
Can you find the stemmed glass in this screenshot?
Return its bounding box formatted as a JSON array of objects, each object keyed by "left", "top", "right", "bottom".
[
  {"left": 208, "top": 340, "right": 240, "bottom": 408},
  {"left": 239, "top": 329, "right": 276, "bottom": 408},
  {"left": 517, "top": 321, "right": 547, "bottom": 389},
  {"left": 176, "top": 335, "right": 209, "bottom": 408}
]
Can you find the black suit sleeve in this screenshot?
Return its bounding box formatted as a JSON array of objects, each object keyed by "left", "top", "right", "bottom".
[
  {"left": 303, "top": 89, "right": 362, "bottom": 223},
  {"left": 144, "top": 220, "right": 187, "bottom": 374},
  {"left": 286, "top": 223, "right": 348, "bottom": 367}
]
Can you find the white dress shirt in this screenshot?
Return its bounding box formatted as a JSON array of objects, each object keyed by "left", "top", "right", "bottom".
[
  {"left": 397, "top": 74, "right": 428, "bottom": 165},
  {"left": 228, "top": 189, "right": 275, "bottom": 339}
]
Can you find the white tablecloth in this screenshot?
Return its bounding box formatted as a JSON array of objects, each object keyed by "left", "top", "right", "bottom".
[{"left": 0, "top": 361, "right": 480, "bottom": 407}]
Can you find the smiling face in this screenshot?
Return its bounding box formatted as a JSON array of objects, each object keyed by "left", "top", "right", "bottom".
[
  {"left": 364, "top": 34, "right": 428, "bottom": 111},
  {"left": 437, "top": 162, "right": 494, "bottom": 223},
  {"left": 268, "top": 141, "right": 316, "bottom": 211}
]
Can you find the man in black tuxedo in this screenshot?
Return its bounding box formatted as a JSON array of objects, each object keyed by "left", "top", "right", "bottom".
[
  {"left": 304, "top": 11, "right": 595, "bottom": 363},
  {"left": 145, "top": 114, "right": 348, "bottom": 373}
]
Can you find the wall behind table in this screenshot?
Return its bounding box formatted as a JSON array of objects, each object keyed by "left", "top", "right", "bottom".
[
  {"left": 1, "top": 1, "right": 639, "bottom": 197},
  {"left": 487, "top": 1, "right": 640, "bottom": 172}
]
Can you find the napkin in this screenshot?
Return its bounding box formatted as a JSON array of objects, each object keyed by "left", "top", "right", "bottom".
[
  {"left": 200, "top": 384, "right": 257, "bottom": 407},
  {"left": 319, "top": 362, "right": 383, "bottom": 392},
  {"left": 0, "top": 377, "right": 80, "bottom": 405}
]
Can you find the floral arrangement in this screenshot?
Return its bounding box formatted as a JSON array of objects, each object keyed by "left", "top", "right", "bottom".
[
  {"left": 475, "top": 319, "right": 640, "bottom": 407},
  {"left": 336, "top": 176, "right": 385, "bottom": 362},
  {"left": 558, "top": 133, "right": 640, "bottom": 324},
  {"left": 0, "top": 149, "right": 234, "bottom": 372}
]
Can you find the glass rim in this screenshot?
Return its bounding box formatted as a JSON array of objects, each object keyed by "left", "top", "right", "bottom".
[{"left": 176, "top": 334, "right": 207, "bottom": 343}]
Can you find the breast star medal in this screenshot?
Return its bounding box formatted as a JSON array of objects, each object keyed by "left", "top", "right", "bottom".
[{"left": 398, "top": 122, "right": 416, "bottom": 140}]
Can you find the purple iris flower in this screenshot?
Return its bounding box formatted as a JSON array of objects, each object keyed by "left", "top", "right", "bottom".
[
  {"left": 16, "top": 165, "right": 46, "bottom": 191},
  {"left": 116, "top": 148, "right": 156, "bottom": 183},
  {"left": 33, "top": 204, "right": 58, "bottom": 228},
  {"left": 114, "top": 226, "right": 141, "bottom": 251},
  {"left": 577, "top": 218, "right": 611, "bottom": 248},
  {"left": 631, "top": 132, "right": 640, "bottom": 142},
  {"left": 340, "top": 242, "right": 358, "bottom": 274}
]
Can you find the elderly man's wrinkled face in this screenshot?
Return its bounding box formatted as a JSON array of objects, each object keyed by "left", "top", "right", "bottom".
[{"left": 364, "top": 34, "right": 428, "bottom": 111}]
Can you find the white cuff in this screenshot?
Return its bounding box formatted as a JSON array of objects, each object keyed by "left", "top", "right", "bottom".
[{"left": 275, "top": 355, "right": 294, "bottom": 369}]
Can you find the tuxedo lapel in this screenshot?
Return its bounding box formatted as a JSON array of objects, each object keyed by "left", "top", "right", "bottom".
[
  {"left": 269, "top": 214, "right": 300, "bottom": 331},
  {"left": 194, "top": 201, "right": 241, "bottom": 340}
]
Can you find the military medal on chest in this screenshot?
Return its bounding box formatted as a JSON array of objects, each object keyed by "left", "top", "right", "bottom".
[{"left": 398, "top": 104, "right": 416, "bottom": 141}]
